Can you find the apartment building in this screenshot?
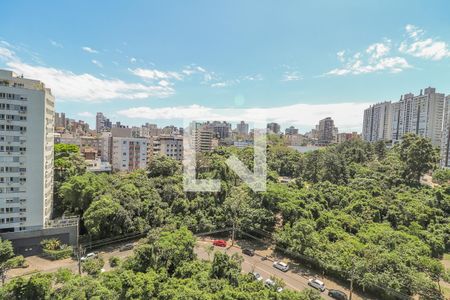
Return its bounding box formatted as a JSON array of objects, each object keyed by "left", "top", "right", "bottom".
[
  {"left": 151, "top": 134, "right": 183, "bottom": 161},
  {"left": 0, "top": 70, "right": 54, "bottom": 232},
  {"left": 441, "top": 95, "right": 450, "bottom": 168},
  {"left": 236, "top": 121, "right": 249, "bottom": 136},
  {"left": 267, "top": 122, "right": 281, "bottom": 134},
  {"left": 317, "top": 117, "right": 335, "bottom": 146},
  {"left": 362, "top": 101, "right": 392, "bottom": 142},
  {"left": 364, "top": 88, "right": 446, "bottom": 147},
  {"left": 111, "top": 137, "right": 148, "bottom": 172}
]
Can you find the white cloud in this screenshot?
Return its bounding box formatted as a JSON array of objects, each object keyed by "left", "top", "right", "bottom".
[
  {"left": 0, "top": 45, "right": 173, "bottom": 101},
  {"left": 130, "top": 57, "right": 137, "bottom": 63},
  {"left": 0, "top": 46, "right": 15, "bottom": 60},
  {"left": 399, "top": 24, "right": 450, "bottom": 60},
  {"left": 91, "top": 59, "right": 103, "bottom": 68},
  {"left": 325, "top": 41, "right": 411, "bottom": 76},
  {"left": 82, "top": 46, "right": 98, "bottom": 54},
  {"left": 129, "top": 68, "right": 183, "bottom": 81},
  {"left": 282, "top": 71, "right": 302, "bottom": 81},
  {"left": 77, "top": 111, "right": 94, "bottom": 117},
  {"left": 117, "top": 102, "right": 371, "bottom": 132},
  {"left": 50, "top": 40, "right": 63, "bottom": 48}
]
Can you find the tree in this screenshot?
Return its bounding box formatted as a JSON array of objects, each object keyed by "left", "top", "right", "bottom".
[
  {"left": 83, "top": 195, "right": 126, "bottom": 238},
  {"left": 210, "top": 252, "right": 243, "bottom": 286},
  {"left": 147, "top": 155, "right": 181, "bottom": 177},
  {"left": 82, "top": 257, "right": 104, "bottom": 276},
  {"left": 398, "top": 133, "right": 439, "bottom": 184},
  {"left": 0, "top": 238, "right": 15, "bottom": 284}
]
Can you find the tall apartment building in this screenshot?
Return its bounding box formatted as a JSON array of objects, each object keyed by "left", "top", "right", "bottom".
[
  {"left": 391, "top": 88, "right": 445, "bottom": 146},
  {"left": 364, "top": 87, "right": 446, "bottom": 147},
  {"left": 362, "top": 101, "right": 392, "bottom": 142},
  {"left": 95, "top": 112, "right": 111, "bottom": 133},
  {"left": 317, "top": 117, "right": 335, "bottom": 146},
  {"left": 236, "top": 121, "right": 249, "bottom": 136},
  {"left": 111, "top": 137, "right": 148, "bottom": 172},
  {"left": 0, "top": 70, "right": 54, "bottom": 232},
  {"left": 267, "top": 122, "right": 281, "bottom": 134},
  {"left": 441, "top": 95, "right": 450, "bottom": 168}
]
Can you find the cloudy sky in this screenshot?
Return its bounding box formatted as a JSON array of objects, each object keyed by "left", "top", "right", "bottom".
[{"left": 1, "top": 1, "right": 450, "bottom": 132}]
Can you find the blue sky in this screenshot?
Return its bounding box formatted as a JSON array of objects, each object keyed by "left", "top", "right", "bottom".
[{"left": 1, "top": 0, "right": 450, "bottom": 132}]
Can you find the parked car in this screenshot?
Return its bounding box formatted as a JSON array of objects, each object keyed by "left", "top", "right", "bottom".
[
  {"left": 80, "top": 252, "right": 97, "bottom": 262},
  {"left": 213, "top": 240, "right": 227, "bottom": 247},
  {"left": 249, "top": 271, "right": 263, "bottom": 281},
  {"left": 272, "top": 261, "right": 289, "bottom": 272},
  {"left": 308, "top": 278, "right": 326, "bottom": 292},
  {"left": 264, "top": 279, "right": 283, "bottom": 292},
  {"left": 328, "top": 289, "right": 348, "bottom": 300},
  {"left": 119, "top": 243, "right": 134, "bottom": 251},
  {"left": 242, "top": 248, "right": 255, "bottom": 256}
]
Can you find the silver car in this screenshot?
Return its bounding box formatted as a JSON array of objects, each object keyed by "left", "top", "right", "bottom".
[
  {"left": 272, "top": 261, "right": 289, "bottom": 272},
  {"left": 308, "top": 278, "right": 326, "bottom": 292}
]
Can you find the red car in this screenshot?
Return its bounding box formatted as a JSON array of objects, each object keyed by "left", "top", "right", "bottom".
[{"left": 213, "top": 240, "right": 227, "bottom": 247}]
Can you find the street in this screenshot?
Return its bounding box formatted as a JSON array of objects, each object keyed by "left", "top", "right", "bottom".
[
  {"left": 195, "top": 239, "right": 371, "bottom": 300},
  {"left": 6, "top": 238, "right": 374, "bottom": 300}
]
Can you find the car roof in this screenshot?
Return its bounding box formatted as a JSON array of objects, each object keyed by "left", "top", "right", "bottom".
[
  {"left": 313, "top": 279, "right": 324, "bottom": 285},
  {"left": 277, "top": 262, "right": 288, "bottom": 266}
]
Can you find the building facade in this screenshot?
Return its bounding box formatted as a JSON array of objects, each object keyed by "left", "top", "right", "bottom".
[
  {"left": 0, "top": 70, "right": 54, "bottom": 232},
  {"left": 362, "top": 101, "right": 392, "bottom": 142},
  {"left": 111, "top": 137, "right": 148, "bottom": 172},
  {"left": 441, "top": 95, "right": 450, "bottom": 168},
  {"left": 317, "top": 117, "right": 335, "bottom": 146}
]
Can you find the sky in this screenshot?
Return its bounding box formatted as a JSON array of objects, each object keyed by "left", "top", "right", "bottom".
[{"left": 1, "top": 0, "right": 450, "bottom": 132}]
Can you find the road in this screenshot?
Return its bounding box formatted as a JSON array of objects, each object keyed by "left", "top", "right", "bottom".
[
  {"left": 195, "top": 239, "right": 372, "bottom": 300},
  {"left": 7, "top": 238, "right": 374, "bottom": 300}
]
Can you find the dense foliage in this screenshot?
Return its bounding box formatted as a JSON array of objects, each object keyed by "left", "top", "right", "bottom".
[
  {"left": 0, "top": 228, "right": 321, "bottom": 299},
  {"left": 43, "top": 134, "right": 450, "bottom": 299}
]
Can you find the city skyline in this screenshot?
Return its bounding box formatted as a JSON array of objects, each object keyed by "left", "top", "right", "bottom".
[{"left": 1, "top": 1, "right": 450, "bottom": 132}]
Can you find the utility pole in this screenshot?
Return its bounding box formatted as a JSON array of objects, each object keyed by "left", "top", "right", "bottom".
[
  {"left": 349, "top": 261, "right": 355, "bottom": 300},
  {"left": 231, "top": 221, "right": 236, "bottom": 246}
]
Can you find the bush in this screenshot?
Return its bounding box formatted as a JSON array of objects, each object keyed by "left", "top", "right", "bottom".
[
  {"left": 7, "top": 255, "right": 28, "bottom": 269},
  {"left": 40, "top": 238, "right": 61, "bottom": 251},
  {"left": 42, "top": 246, "right": 73, "bottom": 260},
  {"left": 109, "top": 256, "right": 120, "bottom": 268},
  {"left": 82, "top": 258, "right": 104, "bottom": 276},
  {"left": 433, "top": 169, "right": 450, "bottom": 184}
]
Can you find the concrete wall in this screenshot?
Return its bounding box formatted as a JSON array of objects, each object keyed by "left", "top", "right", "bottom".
[{"left": 0, "top": 225, "right": 77, "bottom": 256}]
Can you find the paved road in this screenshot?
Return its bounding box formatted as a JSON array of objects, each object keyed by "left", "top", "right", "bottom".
[
  {"left": 7, "top": 238, "right": 374, "bottom": 300},
  {"left": 196, "top": 239, "right": 373, "bottom": 300}
]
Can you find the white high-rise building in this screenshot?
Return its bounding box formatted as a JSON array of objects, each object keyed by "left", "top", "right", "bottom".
[
  {"left": 363, "top": 88, "right": 446, "bottom": 147},
  {"left": 0, "top": 70, "right": 54, "bottom": 232},
  {"left": 111, "top": 137, "right": 148, "bottom": 172},
  {"left": 441, "top": 95, "right": 450, "bottom": 168},
  {"left": 362, "top": 101, "right": 392, "bottom": 142},
  {"left": 391, "top": 88, "right": 445, "bottom": 146}
]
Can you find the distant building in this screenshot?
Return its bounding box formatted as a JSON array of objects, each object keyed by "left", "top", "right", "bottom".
[
  {"left": 96, "top": 112, "right": 111, "bottom": 132},
  {"left": 441, "top": 95, "right": 450, "bottom": 168},
  {"left": 267, "top": 122, "right": 281, "bottom": 134},
  {"left": 363, "top": 87, "right": 446, "bottom": 147},
  {"left": 151, "top": 134, "right": 183, "bottom": 161},
  {"left": 337, "top": 132, "right": 360, "bottom": 143},
  {"left": 85, "top": 158, "right": 112, "bottom": 173},
  {"left": 317, "top": 117, "right": 335, "bottom": 146},
  {"left": 285, "top": 126, "right": 299, "bottom": 135},
  {"left": 236, "top": 121, "right": 249, "bottom": 136},
  {"left": 111, "top": 137, "right": 148, "bottom": 172}
]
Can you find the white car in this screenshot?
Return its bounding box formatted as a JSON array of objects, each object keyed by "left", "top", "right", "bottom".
[
  {"left": 264, "top": 279, "right": 283, "bottom": 292},
  {"left": 80, "top": 252, "right": 97, "bottom": 262},
  {"left": 308, "top": 278, "right": 326, "bottom": 292},
  {"left": 272, "top": 261, "right": 289, "bottom": 272},
  {"left": 249, "top": 272, "right": 263, "bottom": 281}
]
